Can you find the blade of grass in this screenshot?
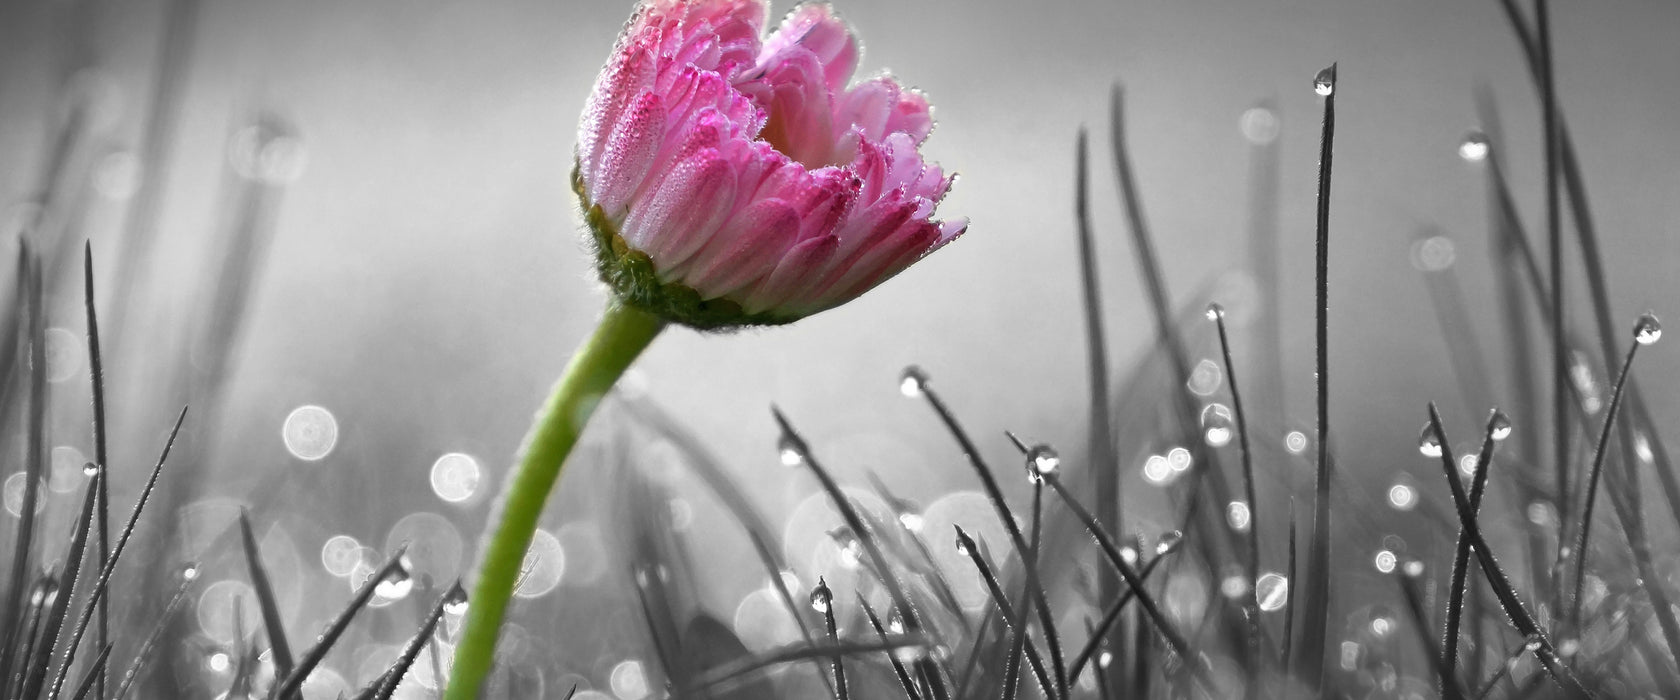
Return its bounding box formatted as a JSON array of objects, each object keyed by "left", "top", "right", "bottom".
[
  {"left": 1000, "top": 480, "right": 1048, "bottom": 700},
  {"left": 813, "top": 579, "right": 847, "bottom": 700},
  {"left": 1395, "top": 565, "right": 1460, "bottom": 699},
  {"left": 685, "top": 637, "right": 928, "bottom": 698},
  {"left": 272, "top": 546, "right": 410, "bottom": 700},
  {"left": 772, "top": 407, "right": 951, "bottom": 700},
  {"left": 904, "top": 380, "right": 1068, "bottom": 694},
  {"left": 952, "top": 527, "right": 1056, "bottom": 698},
  {"left": 18, "top": 471, "right": 101, "bottom": 700},
  {"left": 1566, "top": 319, "right": 1647, "bottom": 629},
  {"left": 6, "top": 576, "right": 53, "bottom": 700},
  {"left": 1296, "top": 62, "right": 1338, "bottom": 691},
  {"left": 1424, "top": 404, "right": 1591, "bottom": 698},
  {"left": 1067, "top": 538, "right": 1179, "bottom": 682},
  {"left": 1282, "top": 499, "right": 1297, "bottom": 669},
  {"left": 46, "top": 407, "right": 187, "bottom": 700},
  {"left": 111, "top": 564, "right": 197, "bottom": 700},
  {"left": 1535, "top": 0, "right": 1573, "bottom": 586},
  {"left": 1074, "top": 130, "right": 1122, "bottom": 688},
  {"left": 0, "top": 242, "right": 43, "bottom": 693},
  {"left": 81, "top": 242, "right": 112, "bottom": 700},
  {"left": 64, "top": 644, "right": 108, "bottom": 700},
  {"left": 1443, "top": 411, "right": 1500, "bottom": 698},
  {"left": 1209, "top": 302, "right": 1262, "bottom": 665},
  {"left": 372, "top": 582, "right": 460, "bottom": 700},
  {"left": 238, "top": 511, "right": 294, "bottom": 678},
  {"left": 858, "top": 595, "right": 920, "bottom": 700}
]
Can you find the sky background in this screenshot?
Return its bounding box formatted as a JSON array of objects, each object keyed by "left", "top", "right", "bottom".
[{"left": 1, "top": 0, "right": 1678, "bottom": 693}]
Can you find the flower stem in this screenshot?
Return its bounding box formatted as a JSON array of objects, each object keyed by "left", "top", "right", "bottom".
[{"left": 445, "top": 301, "right": 664, "bottom": 699}]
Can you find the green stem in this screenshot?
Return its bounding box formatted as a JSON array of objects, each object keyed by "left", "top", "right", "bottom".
[{"left": 445, "top": 301, "right": 664, "bottom": 699}]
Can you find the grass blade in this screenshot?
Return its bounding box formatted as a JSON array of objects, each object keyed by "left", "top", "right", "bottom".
[
  {"left": 771, "top": 407, "right": 951, "bottom": 700},
  {"left": 112, "top": 564, "right": 197, "bottom": 700},
  {"left": 46, "top": 407, "right": 187, "bottom": 700},
  {"left": 1566, "top": 319, "right": 1648, "bottom": 629},
  {"left": 858, "top": 595, "right": 920, "bottom": 700},
  {"left": 372, "top": 582, "right": 461, "bottom": 700},
  {"left": 1208, "top": 302, "right": 1262, "bottom": 663},
  {"left": 812, "top": 579, "right": 847, "bottom": 700},
  {"left": 685, "top": 637, "right": 927, "bottom": 698},
  {"left": 0, "top": 242, "right": 43, "bottom": 693},
  {"left": 238, "top": 511, "right": 295, "bottom": 678},
  {"left": 64, "top": 644, "right": 109, "bottom": 700},
  {"left": 905, "top": 380, "right": 1068, "bottom": 694},
  {"left": 1424, "top": 403, "right": 1591, "bottom": 698},
  {"left": 18, "top": 471, "right": 101, "bottom": 700},
  {"left": 272, "top": 546, "right": 410, "bottom": 700},
  {"left": 1067, "top": 539, "right": 1178, "bottom": 682},
  {"left": 81, "top": 242, "right": 112, "bottom": 700},
  {"left": 952, "top": 527, "right": 1055, "bottom": 698},
  {"left": 1296, "top": 62, "right": 1338, "bottom": 691},
  {"left": 1442, "top": 411, "right": 1500, "bottom": 697}
]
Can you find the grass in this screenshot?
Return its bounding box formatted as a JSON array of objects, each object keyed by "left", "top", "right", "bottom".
[{"left": 2, "top": 0, "right": 1679, "bottom": 698}]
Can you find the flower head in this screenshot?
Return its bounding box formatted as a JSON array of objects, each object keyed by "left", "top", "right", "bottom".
[{"left": 576, "top": 0, "right": 965, "bottom": 329}]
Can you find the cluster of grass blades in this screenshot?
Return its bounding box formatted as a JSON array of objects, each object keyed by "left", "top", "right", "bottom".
[{"left": 547, "top": 4, "right": 1678, "bottom": 699}]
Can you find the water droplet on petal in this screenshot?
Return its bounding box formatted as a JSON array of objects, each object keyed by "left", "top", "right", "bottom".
[
  {"left": 898, "top": 365, "right": 928, "bottom": 397},
  {"left": 1255, "top": 572, "right": 1289, "bottom": 611},
  {"left": 1458, "top": 130, "right": 1490, "bottom": 162},
  {"left": 1418, "top": 424, "right": 1443, "bottom": 458},
  {"left": 1635, "top": 312, "right": 1662, "bottom": 346}
]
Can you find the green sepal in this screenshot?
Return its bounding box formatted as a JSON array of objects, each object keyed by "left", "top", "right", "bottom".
[{"left": 574, "top": 163, "right": 801, "bottom": 331}]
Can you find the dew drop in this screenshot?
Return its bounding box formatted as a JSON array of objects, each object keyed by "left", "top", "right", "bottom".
[
  {"left": 1201, "top": 404, "right": 1234, "bottom": 447},
  {"left": 777, "top": 435, "right": 805, "bottom": 467},
  {"left": 1141, "top": 454, "right": 1173, "bottom": 485},
  {"left": 1418, "top": 424, "right": 1443, "bottom": 458},
  {"left": 1490, "top": 412, "right": 1513, "bottom": 441},
  {"left": 207, "top": 651, "right": 230, "bottom": 673},
  {"left": 953, "top": 531, "right": 971, "bottom": 556},
  {"left": 1402, "top": 559, "right": 1425, "bottom": 577},
  {"left": 1373, "top": 549, "right": 1398, "bottom": 574},
  {"left": 179, "top": 563, "right": 200, "bottom": 582},
  {"left": 1255, "top": 572, "right": 1289, "bottom": 612},
  {"left": 1205, "top": 303, "right": 1225, "bottom": 322},
  {"left": 1156, "top": 530, "right": 1184, "bottom": 556},
  {"left": 1025, "top": 444, "right": 1060, "bottom": 481},
  {"left": 1220, "top": 574, "right": 1251, "bottom": 599},
  {"left": 1458, "top": 130, "right": 1490, "bottom": 162},
  {"left": 1239, "top": 107, "right": 1280, "bottom": 145},
  {"left": 898, "top": 511, "right": 924, "bottom": 532},
  {"left": 1634, "top": 312, "right": 1662, "bottom": 346},
  {"left": 1313, "top": 65, "right": 1337, "bottom": 96},
  {"left": 82, "top": 461, "right": 98, "bottom": 477},
  {"left": 1119, "top": 546, "right": 1138, "bottom": 565},
  {"left": 809, "top": 581, "right": 833, "bottom": 614},
  {"left": 1166, "top": 447, "right": 1193, "bottom": 473},
  {"left": 281, "top": 405, "right": 339, "bottom": 461},
  {"left": 1523, "top": 635, "right": 1544, "bottom": 653},
  {"left": 1387, "top": 483, "right": 1417, "bottom": 511},
  {"left": 1225, "top": 500, "right": 1252, "bottom": 532},
  {"left": 1284, "top": 430, "right": 1309, "bottom": 455},
  {"left": 442, "top": 586, "right": 469, "bottom": 616},
  {"left": 376, "top": 555, "right": 415, "bottom": 600},
  {"left": 898, "top": 365, "right": 928, "bottom": 398}
]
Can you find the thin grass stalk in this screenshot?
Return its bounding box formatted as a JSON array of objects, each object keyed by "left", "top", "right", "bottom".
[
  {"left": 1442, "top": 412, "right": 1500, "bottom": 697},
  {"left": 1282, "top": 500, "right": 1297, "bottom": 669},
  {"left": 111, "top": 564, "right": 196, "bottom": 700},
  {"left": 18, "top": 472, "right": 101, "bottom": 700},
  {"left": 859, "top": 596, "right": 920, "bottom": 700},
  {"left": 1395, "top": 567, "right": 1458, "bottom": 699},
  {"left": 1472, "top": 643, "right": 1533, "bottom": 700},
  {"left": 686, "top": 637, "right": 927, "bottom": 697},
  {"left": 1040, "top": 473, "right": 1208, "bottom": 687},
  {"left": 238, "top": 511, "right": 294, "bottom": 678},
  {"left": 1108, "top": 85, "right": 1242, "bottom": 581},
  {"left": 0, "top": 244, "right": 43, "bottom": 693},
  {"left": 909, "top": 386, "right": 1066, "bottom": 691},
  {"left": 1209, "top": 303, "right": 1262, "bottom": 666},
  {"left": 1424, "top": 404, "right": 1591, "bottom": 698},
  {"left": 272, "top": 547, "right": 410, "bottom": 700},
  {"left": 1296, "top": 62, "right": 1338, "bottom": 691},
  {"left": 771, "top": 408, "right": 951, "bottom": 700},
  {"left": 1566, "top": 325, "right": 1644, "bottom": 629},
  {"left": 812, "top": 579, "right": 847, "bottom": 700},
  {"left": 1073, "top": 129, "right": 1121, "bottom": 692},
  {"left": 1067, "top": 542, "right": 1177, "bottom": 682},
  {"left": 1473, "top": 88, "right": 1555, "bottom": 606},
  {"left": 64, "top": 644, "right": 108, "bottom": 700},
  {"left": 6, "top": 577, "right": 52, "bottom": 700},
  {"left": 1000, "top": 482, "right": 1047, "bottom": 700},
  {"left": 1535, "top": 0, "right": 1573, "bottom": 579},
  {"left": 45, "top": 407, "right": 186, "bottom": 700},
  {"left": 954, "top": 527, "right": 1055, "bottom": 697},
  {"left": 81, "top": 243, "right": 111, "bottom": 700},
  {"left": 372, "top": 583, "right": 459, "bottom": 700}
]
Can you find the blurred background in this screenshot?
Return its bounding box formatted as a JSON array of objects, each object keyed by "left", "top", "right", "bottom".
[{"left": 1, "top": 0, "right": 1678, "bottom": 697}]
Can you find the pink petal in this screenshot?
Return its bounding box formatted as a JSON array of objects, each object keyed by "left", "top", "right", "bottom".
[
  {"left": 741, "top": 233, "right": 841, "bottom": 313},
  {"left": 760, "top": 3, "right": 858, "bottom": 92},
  {"left": 680, "top": 198, "right": 801, "bottom": 295},
  {"left": 592, "top": 91, "right": 668, "bottom": 215},
  {"left": 623, "top": 148, "right": 738, "bottom": 266}
]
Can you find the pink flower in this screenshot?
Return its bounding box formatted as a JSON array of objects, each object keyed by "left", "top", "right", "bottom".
[{"left": 575, "top": 0, "right": 965, "bottom": 329}]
